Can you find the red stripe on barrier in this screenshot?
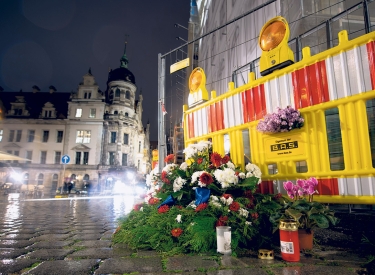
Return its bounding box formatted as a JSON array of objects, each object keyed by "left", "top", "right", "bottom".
[
  {"left": 253, "top": 85, "right": 265, "bottom": 120},
  {"left": 207, "top": 106, "right": 212, "bottom": 133},
  {"left": 247, "top": 88, "right": 255, "bottom": 121},
  {"left": 309, "top": 63, "right": 320, "bottom": 105},
  {"left": 241, "top": 91, "right": 249, "bottom": 123},
  {"left": 367, "top": 41, "right": 375, "bottom": 90},
  {"left": 216, "top": 101, "right": 224, "bottom": 131},
  {"left": 319, "top": 60, "right": 329, "bottom": 102},
  {"left": 317, "top": 178, "right": 339, "bottom": 196},
  {"left": 210, "top": 104, "right": 217, "bottom": 132},
  {"left": 188, "top": 113, "right": 195, "bottom": 138},
  {"left": 292, "top": 70, "right": 300, "bottom": 109}
]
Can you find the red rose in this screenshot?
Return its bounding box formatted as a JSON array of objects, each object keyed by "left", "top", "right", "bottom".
[
  {"left": 251, "top": 212, "right": 259, "bottom": 220},
  {"left": 195, "top": 203, "right": 208, "bottom": 212},
  {"left": 199, "top": 172, "right": 213, "bottom": 185},
  {"left": 171, "top": 228, "right": 183, "bottom": 237},
  {"left": 229, "top": 201, "right": 240, "bottom": 212},
  {"left": 197, "top": 157, "right": 203, "bottom": 164},
  {"left": 164, "top": 154, "right": 175, "bottom": 164},
  {"left": 210, "top": 152, "right": 222, "bottom": 167},
  {"left": 133, "top": 203, "right": 143, "bottom": 211},
  {"left": 148, "top": 197, "right": 159, "bottom": 205},
  {"left": 216, "top": 216, "right": 228, "bottom": 227},
  {"left": 158, "top": 205, "right": 170, "bottom": 214},
  {"left": 222, "top": 194, "right": 232, "bottom": 199},
  {"left": 222, "top": 155, "right": 230, "bottom": 164},
  {"left": 161, "top": 171, "right": 170, "bottom": 184}
]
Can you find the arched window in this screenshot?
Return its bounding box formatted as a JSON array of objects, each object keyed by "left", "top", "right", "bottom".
[
  {"left": 83, "top": 174, "right": 89, "bottom": 180},
  {"left": 52, "top": 174, "right": 58, "bottom": 188},
  {"left": 37, "top": 174, "right": 44, "bottom": 185},
  {"left": 125, "top": 112, "right": 129, "bottom": 117},
  {"left": 23, "top": 173, "right": 29, "bottom": 185},
  {"left": 115, "top": 88, "right": 120, "bottom": 97},
  {"left": 114, "top": 110, "right": 118, "bottom": 115},
  {"left": 71, "top": 174, "right": 76, "bottom": 181},
  {"left": 125, "top": 90, "right": 130, "bottom": 99}
]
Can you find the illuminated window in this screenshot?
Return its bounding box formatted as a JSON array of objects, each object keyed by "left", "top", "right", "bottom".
[
  {"left": 89, "top": 108, "right": 96, "bottom": 118},
  {"left": 76, "top": 130, "right": 91, "bottom": 143},
  {"left": 75, "top": 108, "right": 82, "bottom": 117}
]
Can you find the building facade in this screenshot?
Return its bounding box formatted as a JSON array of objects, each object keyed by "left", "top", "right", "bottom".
[{"left": 0, "top": 48, "right": 151, "bottom": 195}]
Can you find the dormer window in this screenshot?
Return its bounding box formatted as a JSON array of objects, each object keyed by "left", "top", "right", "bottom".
[
  {"left": 41, "top": 102, "right": 56, "bottom": 118},
  {"left": 84, "top": 92, "right": 91, "bottom": 99},
  {"left": 9, "top": 96, "right": 28, "bottom": 116}
]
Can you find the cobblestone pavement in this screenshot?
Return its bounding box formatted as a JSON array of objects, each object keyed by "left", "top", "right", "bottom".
[{"left": 0, "top": 193, "right": 371, "bottom": 275}]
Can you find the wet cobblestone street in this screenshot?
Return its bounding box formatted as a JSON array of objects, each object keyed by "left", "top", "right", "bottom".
[{"left": 0, "top": 193, "right": 371, "bottom": 275}]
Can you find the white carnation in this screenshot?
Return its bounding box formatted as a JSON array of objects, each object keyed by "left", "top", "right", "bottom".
[
  {"left": 180, "top": 162, "right": 188, "bottom": 171},
  {"left": 239, "top": 208, "right": 249, "bottom": 218},
  {"left": 173, "top": 177, "right": 187, "bottom": 192}
]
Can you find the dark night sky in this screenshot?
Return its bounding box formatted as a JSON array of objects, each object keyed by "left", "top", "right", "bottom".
[{"left": 0, "top": 0, "right": 190, "bottom": 140}]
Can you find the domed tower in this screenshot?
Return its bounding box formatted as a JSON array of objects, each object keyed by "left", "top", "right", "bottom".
[{"left": 101, "top": 42, "right": 150, "bottom": 180}]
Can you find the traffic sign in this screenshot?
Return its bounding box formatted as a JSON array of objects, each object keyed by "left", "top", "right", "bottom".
[{"left": 61, "top": 155, "right": 70, "bottom": 164}]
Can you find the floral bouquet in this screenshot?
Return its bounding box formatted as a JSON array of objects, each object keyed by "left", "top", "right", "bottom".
[
  {"left": 257, "top": 106, "right": 304, "bottom": 133},
  {"left": 113, "top": 141, "right": 282, "bottom": 255}
]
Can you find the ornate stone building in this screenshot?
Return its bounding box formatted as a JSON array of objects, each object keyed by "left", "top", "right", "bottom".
[{"left": 0, "top": 46, "right": 151, "bottom": 195}]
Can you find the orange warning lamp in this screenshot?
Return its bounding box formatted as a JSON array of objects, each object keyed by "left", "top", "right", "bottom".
[
  {"left": 259, "top": 16, "right": 294, "bottom": 76},
  {"left": 188, "top": 67, "right": 209, "bottom": 107}
]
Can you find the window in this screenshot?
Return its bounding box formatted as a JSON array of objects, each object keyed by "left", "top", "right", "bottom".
[
  {"left": 37, "top": 174, "right": 44, "bottom": 185},
  {"left": 26, "top": 151, "right": 32, "bottom": 163},
  {"left": 115, "top": 88, "right": 120, "bottom": 97},
  {"left": 13, "top": 151, "right": 19, "bottom": 163},
  {"left": 14, "top": 109, "right": 22, "bottom": 115},
  {"left": 122, "top": 153, "right": 128, "bottom": 166},
  {"left": 114, "top": 110, "right": 118, "bottom": 115},
  {"left": 28, "top": 130, "right": 35, "bottom": 142},
  {"left": 8, "top": 130, "right": 15, "bottom": 142},
  {"left": 126, "top": 90, "right": 130, "bottom": 99},
  {"left": 75, "top": 152, "right": 81, "bottom": 164},
  {"left": 55, "top": 151, "right": 61, "bottom": 164},
  {"left": 52, "top": 174, "right": 58, "bottom": 189},
  {"left": 76, "top": 130, "right": 91, "bottom": 143},
  {"left": 83, "top": 152, "right": 89, "bottom": 165},
  {"left": 109, "top": 152, "right": 115, "bottom": 165},
  {"left": 89, "top": 108, "right": 96, "bottom": 118},
  {"left": 137, "top": 160, "right": 140, "bottom": 170},
  {"left": 57, "top": 131, "right": 63, "bottom": 143},
  {"left": 44, "top": 110, "right": 52, "bottom": 117},
  {"left": 6, "top": 150, "right": 12, "bottom": 163},
  {"left": 138, "top": 141, "right": 142, "bottom": 153},
  {"left": 42, "top": 130, "right": 49, "bottom": 142},
  {"left": 23, "top": 173, "right": 29, "bottom": 185},
  {"left": 16, "top": 130, "right": 22, "bottom": 142},
  {"left": 84, "top": 92, "right": 91, "bottom": 99},
  {"left": 83, "top": 174, "right": 89, "bottom": 180},
  {"left": 110, "top": 132, "right": 117, "bottom": 143},
  {"left": 75, "top": 108, "right": 82, "bottom": 117},
  {"left": 0, "top": 129, "right": 3, "bottom": 141},
  {"left": 123, "top": 133, "right": 129, "bottom": 144},
  {"left": 40, "top": 151, "right": 47, "bottom": 164},
  {"left": 125, "top": 112, "right": 129, "bottom": 117}
]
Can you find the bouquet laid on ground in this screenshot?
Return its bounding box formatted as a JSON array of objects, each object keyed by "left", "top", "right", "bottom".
[
  {"left": 113, "top": 141, "right": 282, "bottom": 255},
  {"left": 257, "top": 106, "right": 304, "bottom": 134},
  {"left": 270, "top": 177, "right": 339, "bottom": 233}
]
